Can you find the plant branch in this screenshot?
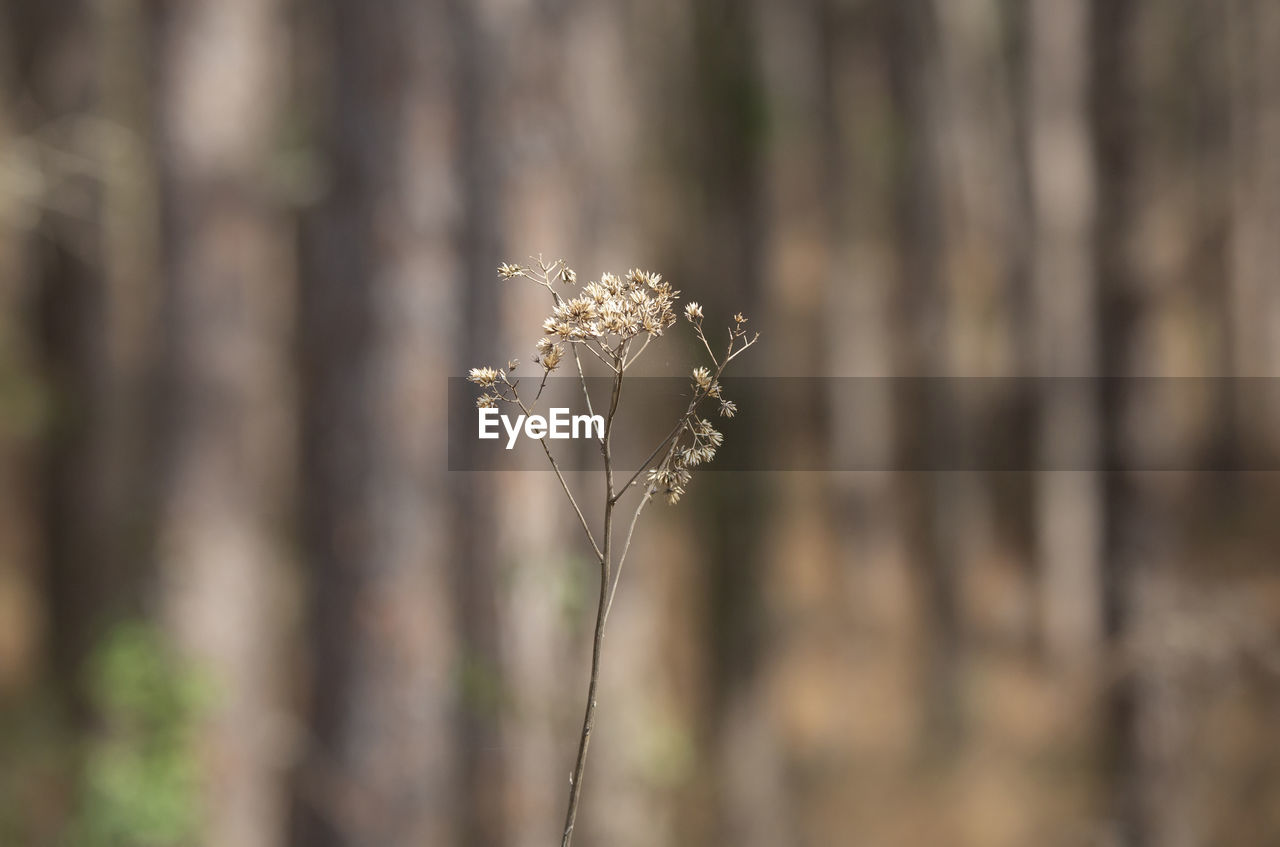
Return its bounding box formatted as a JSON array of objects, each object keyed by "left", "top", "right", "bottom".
[
  {"left": 724, "top": 331, "right": 760, "bottom": 365},
  {"left": 571, "top": 346, "right": 597, "bottom": 423},
  {"left": 578, "top": 340, "right": 619, "bottom": 372},
  {"left": 611, "top": 417, "right": 687, "bottom": 503},
  {"left": 561, "top": 357, "right": 623, "bottom": 847},
  {"left": 604, "top": 484, "right": 655, "bottom": 623},
  {"left": 622, "top": 333, "right": 653, "bottom": 370},
  {"left": 541, "top": 447, "right": 602, "bottom": 564},
  {"left": 505, "top": 379, "right": 603, "bottom": 562},
  {"left": 531, "top": 367, "right": 552, "bottom": 406},
  {"left": 694, "top": 322, "right": 721, "bottom": 368}
]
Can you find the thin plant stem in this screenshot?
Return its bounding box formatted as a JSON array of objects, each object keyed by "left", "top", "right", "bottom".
[
  {"left": 622, "top": 333, "right": 653, "bottom": 369},
  {"left": 572, "top": 346, "right": 597, "bottom": 424},
  {"left": 561, "top": 356, "right": 623, "bottom": 847},
  {"left": 505, "top": 379, "right": 603, "bottom": 562},
  {"left": 578, "top": 340, "right": 619, "bottom": 372},
  {"left": 611, "top": 421, "right": 684, "bottom": 503},
  {"left": 605, "top": 484, "right": 654, "bottom": 623},
  {"left": 695, "top": 323, "right": 721, "bottom": 368}
]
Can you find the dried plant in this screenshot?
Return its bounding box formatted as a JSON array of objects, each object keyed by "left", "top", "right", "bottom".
[{"left": 468, "top": 256, "right": 758, "bottom": 847}]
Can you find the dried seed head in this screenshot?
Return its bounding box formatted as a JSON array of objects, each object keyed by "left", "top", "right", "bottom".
[
  {"left": 471, "top": 257, "right": 757, "bottom": 515},
  {"left": 566, "top": 298, "right": 596, "bottom": 321},
  {"left": 468, "top": 366, "right": 500, "bottom": 387}
]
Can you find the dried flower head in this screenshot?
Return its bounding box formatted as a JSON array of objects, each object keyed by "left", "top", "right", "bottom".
[
  {"left": 469, "top": 257, "right": 757, "bottom": 509},
  {"left": 467, "top": 366, "right": 500, "bottom": 388},
  {"left": 513, "top": 266, "right": 681, "bottom": 354}
]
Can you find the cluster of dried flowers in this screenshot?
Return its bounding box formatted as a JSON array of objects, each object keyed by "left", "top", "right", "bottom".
[
  {"left": 468, "top": 257, "right": 757, "bottom": 504},
  {"left": 644, "top": 309, "right": 753, "bottom": 502},
  {"left": 465, "top": 255, "right": 757, "bottom": 847}
]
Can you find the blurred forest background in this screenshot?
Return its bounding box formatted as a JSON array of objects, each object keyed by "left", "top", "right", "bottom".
[{"left": 2, "top": 0, "right": 1280, "bottom": 845}]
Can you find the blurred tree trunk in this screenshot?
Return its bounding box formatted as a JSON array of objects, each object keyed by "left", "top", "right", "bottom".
[
  {"left": 291, "top": 1, "right": 459, "bottom": 845},
  {"left": 818, "top": 4, "right": 929, "bottom": 842},
  {"left": 676, "top": 2, "right": 780, "bottom": 845},
  {"left": 818, "top": 0, "right": 901, "bottom": 621},
  {"left": 0, "top": 15, "right": 44, "bottom": 696},
  {"left": 1228, "top": 0, "right": 1280, "bottom": 383},
  {"left": 95, "top": 0, "right": 160, "bottom": 593},
  {"left": 1090, "top": 0, "right": 1146, "bottom": 844},
  {"left": 462, "top": 2, "right": 571, "bottom": 842},
  {"left": 450, "top": 3, "right": 504, "bottom": 846},
  {"left": 1, "top": 0, "right": 160, "bottom": 695},
  {"left": 882, "top": 0, "right": 967, "bottom": 749},
  {"left": 1026, "top": 0, "right": 1104, "bottom": 670},
  {"left": 151, "top": 0, "right": 293, "bottom": 845},
  {"left": 5, "top": 0, "right": 116, "bottom": 710}
]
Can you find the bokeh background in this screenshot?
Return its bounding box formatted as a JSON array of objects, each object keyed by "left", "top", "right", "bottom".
[{"left": 2, "top": 0, "right": 1280, "bottom": 845}]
